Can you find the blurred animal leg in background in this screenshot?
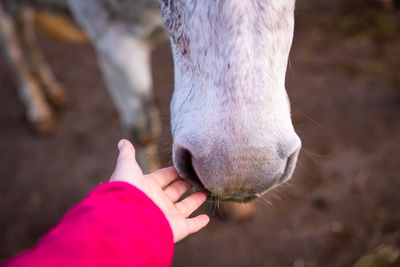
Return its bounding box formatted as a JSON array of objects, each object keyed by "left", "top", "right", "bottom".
[
  {"left": 220, "top": 202, "right": 256, "bottom": 222},
  {"left": 0, "top": 3, "right": 56, "bottom": 134},
  {"left": 68, "top": 0, "right": 161, "bottom": 173},
  {"left": 18, "top": 7, "right": 69, "bottom": 108},
  {"left": 97, "top": 39, "right": 161, "bottom": 173},
  {"left": 34, "top": 9, "right": 88, "bottom": 44}
]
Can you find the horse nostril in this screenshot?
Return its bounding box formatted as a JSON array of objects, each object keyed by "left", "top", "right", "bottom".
[
  {"left": 174, "top": 146, "right": 205, "bottom": 189},
  {"left": 276, "top": 147, "right": 301, "bottom": 185}
]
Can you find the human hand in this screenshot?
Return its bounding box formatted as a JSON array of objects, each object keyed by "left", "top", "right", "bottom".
[{"left": 110, "top": 139, "right": 210, "bottom": 243}]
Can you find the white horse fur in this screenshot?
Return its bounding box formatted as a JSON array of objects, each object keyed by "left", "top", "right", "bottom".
[{"left": 0, "top": 0, "right": 301, "bottom": 202}]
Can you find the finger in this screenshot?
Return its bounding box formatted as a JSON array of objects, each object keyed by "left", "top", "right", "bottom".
[
  {"left": 111, "top": 139, "right": 143, "bottom": 181},
  {"left": 186, "top": 214, "right": 210, "bottom": 235},
  {"left": 164, "top": 180, "right": 192, "bottom": 202},
  {"left": 150, "top": 166, "right": 179, "bottom": 187},
  {"left": 175, "top": 192, "right": 207, "bottom": 218}
]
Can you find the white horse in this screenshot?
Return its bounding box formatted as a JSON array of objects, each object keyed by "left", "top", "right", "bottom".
[{"left": 0, "top": 0, "right": 301, "bottom": 209}]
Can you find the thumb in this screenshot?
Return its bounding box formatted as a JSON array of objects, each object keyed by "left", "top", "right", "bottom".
[
  {"left": 111, "top": 139, "right": 143, "bottom": 181},
  {"left": 117, "top": 139, "right": 136, "bottom": 163}
]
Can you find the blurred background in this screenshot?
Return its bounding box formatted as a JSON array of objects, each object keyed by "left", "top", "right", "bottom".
[{"left": 0, "top": 0, "right": 399, "bottom": 266}]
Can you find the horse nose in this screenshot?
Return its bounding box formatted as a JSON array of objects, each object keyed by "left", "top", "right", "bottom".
[{"left": 173, "top": 136, "right": 301, "bottom": 202}]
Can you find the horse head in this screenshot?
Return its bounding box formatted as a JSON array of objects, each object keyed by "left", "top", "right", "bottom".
[{"left": 159, "top": 0, "right": 301, "bottom": 202}]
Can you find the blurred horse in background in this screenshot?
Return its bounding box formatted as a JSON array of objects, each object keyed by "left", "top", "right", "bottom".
[{"left": 0, "top": 0, "right": 164, "bottom": 173}]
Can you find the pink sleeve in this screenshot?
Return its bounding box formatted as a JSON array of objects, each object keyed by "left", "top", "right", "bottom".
[{"left": 3, "top": 182, "right": 174, "bottom": 267}]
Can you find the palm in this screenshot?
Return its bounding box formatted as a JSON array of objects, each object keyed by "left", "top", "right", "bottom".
[{"left": 110, "top": 140, "right": 209, "bottom": 243}]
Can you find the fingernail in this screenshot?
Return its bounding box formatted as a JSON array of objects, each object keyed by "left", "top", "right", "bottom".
[{"left": 118, "top": 139, "right": 125, "bottom": 150}]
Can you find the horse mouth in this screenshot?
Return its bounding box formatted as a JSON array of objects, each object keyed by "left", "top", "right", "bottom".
[
  {"left": 215, "top": 194, "right": 258, "bottom": 203},
  {"left": 173, "top": 146, "right": 300, "bottom": 203}
]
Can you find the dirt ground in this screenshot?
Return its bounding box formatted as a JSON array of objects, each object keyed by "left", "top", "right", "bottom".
[{"left": 0, "top": 0, "right": 399, "bottom": 266}]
